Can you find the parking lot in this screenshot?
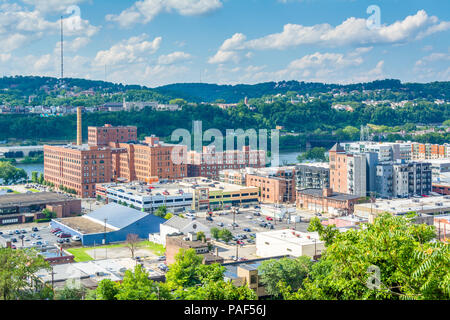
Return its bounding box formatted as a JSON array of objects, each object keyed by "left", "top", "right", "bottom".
[
  {"left": 0, "top": 223, "right": 80, "bottom": 249},
  {"left": 194, "top": 207, "right": 311, "bottom": 261},
  {"left": 202, "top": 208, "right": 310, "bottom": 239}
]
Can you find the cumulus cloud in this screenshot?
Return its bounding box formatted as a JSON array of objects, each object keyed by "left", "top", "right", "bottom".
[
  {"left": 157, "top": 51, "right": 192, "bottom": 65},
  {"left": 0, "top": 1, "right": 98, "bottom": 52},
  {"left": 106, "top": 0, "right": 223, "bottom": 28},
  {"left": 209, "top": 10, "right": 450, "bottom": 64},
  {"left": 21, "top": 0, "right": 87, "bottom": 13},
  {"left": 94, "top": 34, "right": 162, "bottom": 66}
]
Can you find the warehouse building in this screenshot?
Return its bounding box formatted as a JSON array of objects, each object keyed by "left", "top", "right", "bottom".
[
  {"left": 50, "top": 203, "right": 165, "bottom": 246},
  {"left": 0, "top": 192, "right": 81, "bottom": 226},
  {"left": 256, "top": 230, "right": 324, "bottom": 259}
]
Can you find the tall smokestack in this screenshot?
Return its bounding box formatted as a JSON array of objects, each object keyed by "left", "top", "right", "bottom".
[{"left": 77, "top": 107, "right": 82, "bottom": 146}]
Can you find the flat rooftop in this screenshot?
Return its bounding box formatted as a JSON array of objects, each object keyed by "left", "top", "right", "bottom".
[
  {"left": 355, "top": 196, "right": 450, "bottom": 214},
  {"left": 257, "top": 229, "right": 322, "bottom": 246},
  {"left": 0, "top": 192, "right": 77, "bottom": 208},
  {"left": 54, "top": 216, "right": 114, "bottom": 235},
  {"left": 101, "top": 178, "right": 257, "bottom": 197},
  {"left": 296, "top": 162, "right": 330, "bottom": 169},
  {"left": 298, "top": 188, "right": 362, "bottom": 201}
]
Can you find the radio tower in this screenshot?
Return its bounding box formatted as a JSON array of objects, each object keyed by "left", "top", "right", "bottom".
[{"left": 60, "top": 15, "right": 64, "bottom": 88}]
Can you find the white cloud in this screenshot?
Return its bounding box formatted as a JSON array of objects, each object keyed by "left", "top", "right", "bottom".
[
  {"left": 94, "top": 34, "right": 162, "bottom": 66},
  {"left": 0, "top": 1, "right": 99, "bottom": 52},
  {"left": 157, "top": 51, "right": 192, "bottom": 65},
  {"left": 106, "top": 0, "right": 223, "bottom": 28},
  {"left": 21, "top": 0, "right": 87, "bottom": 13},
  {"left": 209, "top": 10, "right": 450, "bottom": 64},
  {"left": 415, "top": 52, "right": 450, "bottom": 66}
]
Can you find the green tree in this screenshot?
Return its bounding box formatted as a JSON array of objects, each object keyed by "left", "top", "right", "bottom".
[
  {"left": 258, "top": 256, "right": 313, "bottom": 298},
  {"left": 197, "top": 231, "right": 206, "bottom": 242},
  {"left": 210, "top": 227, "right": 221, "bottom": 241},
  {"left": 178, "top": 279, "right": 257, "bottom": 300},
  {"left": 93, "top": 279, "right": 119, "bottom": 300},
  {"left": 307, "top": 217, "right": 340, "bottom": 246},
  {"left": 164, "top": 212, "right": 173, "bottom": 220},
  {"left": 31, "top": 171, "right": 38, "bottom": 183},
  {"left": 54, "top": 282, "right": 86, "bottom": 300},
  {"left": 282, "top": 214, "right": 449, "bottom": 300},
  {"left": 154, "top": 206, "right": 168, "bottom": 218},
  {"left": 219, "top": 229, "right": 233, "bottom": 244},
  {"left": 38, "top": 173, "right": 44, "bottom": 185},
  {"left": 297, "top": 147, "right": 327, "bottom": 162},
  {"left": 165, "top": 248, "right": 204, "bottom": 290},
  {"left": 0, "top": 248, "right": 50, "bottom": 300},
  {"left": 114, "top": 265, "right": 170, "bottom": 300},
  {"left": 0, "top": 162, "right": 27, "bottom": 185}
]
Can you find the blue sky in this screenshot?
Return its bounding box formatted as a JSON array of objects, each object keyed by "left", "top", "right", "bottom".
[{"left": 0, "top": 0, "right": 449, "bottom": 87}]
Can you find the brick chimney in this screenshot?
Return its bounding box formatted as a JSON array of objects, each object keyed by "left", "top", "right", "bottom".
[{"left": 323, "top": 188, "right": 333, "bottom": 197}]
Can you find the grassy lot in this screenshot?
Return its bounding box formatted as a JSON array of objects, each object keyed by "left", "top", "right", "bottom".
[
  {"left": 29, "top": 188, "right": 40, "bottom": 193},
  {"left": 67, "top": 241, "right": 165, "bottom": 262},
  {"left": 0, "top": 187, "right": 20, "bottom": 194},
  {"left": 139, "top": 241, "right": 165, "bottom": 256}
]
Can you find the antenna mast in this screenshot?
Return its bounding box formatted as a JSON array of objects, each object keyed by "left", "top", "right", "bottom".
[{"left": 60, "top": 16, "right": 64, "bottom": 87}]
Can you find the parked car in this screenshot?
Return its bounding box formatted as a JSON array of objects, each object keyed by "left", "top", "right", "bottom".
[
  {"left": 217, "top": 222, "right": 224, "bottom": 227},
  {"left": 57, "top": 239, "right": 64, "bottom": 244},
  {"left": 243, "top": 228, "right": 251, "bottom": 232},
  {"left": 232, "top": 223, "right": 239, "bottom": 227},
  {"left": 254, "top": 205, "right": 261, "bottom": 209},
  {"left": 259, "top": 223, "right": 267, "bottom": 228},
  {"left": 157, "top": 256, "right": 166, "bottom": 261},
  {"left": 14, "top": 230, "right": 20, "bottom": 234},
  {"left": 72, "top": 235, "right": 81, "bottom": 241},
  {"left": 51, "top": 228, "right": 61, "bottom": 234},
  {"left": 64, "top": 239, "right": 70, "bottom": 243},
  {"left": 245, "top": 215, "right": 253, "bottom": 219},
  {"left": 158, "top": 264, "right": 169, "bottom": 272},
  {"left": 59, "top": 233, "right": 71, "bottom": 238},
  {"left": 236, "top": 240, "right": 244, "bottom": 245},
  {"left": 20, "top": 229, "right": 27, "bottom": 234},
  {"left": 266, "top": 217, "right": 273, "bottom": 221},
  {"left": 11, "top": 238, "right": 17, "bottom": 243},
  {"left": 0, "top": 231, "right": 2, "bottom": 235},
  {"left": 206, "top": 217, "right": 213, "bottom": 222},
  {"left": 32, "top": 227, "right": 39, "bottom": 232}
]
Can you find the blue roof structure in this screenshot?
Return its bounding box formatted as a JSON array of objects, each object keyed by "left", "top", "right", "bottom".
[
  {"left": 86, "top": 203, "right": 149, "bottom": 229},
  {"left": 52, "top": 203, "right": 166, "bottom": 246}
]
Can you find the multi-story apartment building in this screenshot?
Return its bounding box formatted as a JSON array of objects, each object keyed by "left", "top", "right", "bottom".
[
  {"left": 44, "top": 144, "right": 112, "bottom": 198},
  {"left": 411, "top": 143, "right": 450, "bottom": 160},
  {"left": 187, "top": 145, "right": 266, "bottom": 180},
  {"left": 88, "top": 124, "right": 137, "bottom": 146},
  {"left": 245, "top": 167, "right": 296, "bottom": 204},
  {"left": 219, "top": 169, "right": 247, "bottom": 185},
  {"left": 347, "top": 152, "right": 378, "bottom": 197},
  {"left": 110, "top": 136, "right": 188, "bottom": 183},
  {"left": 329, "top": 143, "right": 432, "bottom": 199},
  {"left": 391, "top": 161, "right": 432, "bottom": 198},
  {"left": 342, "top": 141, "right": 412, "bottom": 162},
  {"left": 329, "top": 144, "right": 348, "bottom": 194},
  {"left": 295, "top": 163, "right": 330, "bottom": 190}
]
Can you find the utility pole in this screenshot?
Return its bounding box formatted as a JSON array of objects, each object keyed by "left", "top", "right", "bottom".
[
  {"left": 51, "top": 265, "right": 55, "bottom": 292},
  {"left": 104, "top": 218, "right": 107, "bottom": 260}
]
